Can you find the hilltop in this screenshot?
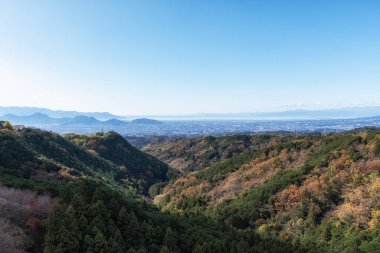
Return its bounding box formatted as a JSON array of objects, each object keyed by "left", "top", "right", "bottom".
[
  {"left": 0, "top": 127, "right": 171, "bottom": 195},
  {"left": 65, "top": 131, "right": 173, "bottom": 191}
]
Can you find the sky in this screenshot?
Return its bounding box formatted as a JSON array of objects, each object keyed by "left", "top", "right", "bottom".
[{"left": 0, "top": 0, "right": 379, "bottom": 116}]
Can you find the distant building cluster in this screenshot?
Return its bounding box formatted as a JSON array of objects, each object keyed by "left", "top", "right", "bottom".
[{"left": 12, "top": 118, "right": 379, "bottom": 137}]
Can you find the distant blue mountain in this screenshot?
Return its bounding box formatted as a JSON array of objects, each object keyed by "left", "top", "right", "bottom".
[
  {"left": 65, "top": 116, "right": 100, "bottom": 125},
  {"left": 105, "top": 119, "right": 129, "bottom": 126},
  {"left": 0, "top": 106, "right": 121, "bottom": 120},
  {"left": 180, "top": 107, "right": 380, "bottom": 120},
  {"left": 0, "top": 113, "right": 127, "bottom": 126},
  {"left": 1, "top": 111, "right": 379, "bottom": 136},
  {"left": 3, "top": 105, "right": 380, "bottom": 121},
  {"left": 0, "top": 113, "right": 58, "bottom": 125},
  {"left": 131, "top": 118, "right": 163, "bottom": 124}
]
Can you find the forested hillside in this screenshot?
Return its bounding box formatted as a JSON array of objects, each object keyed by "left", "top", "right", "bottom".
[
  {"left": 64, "top": 132, "right": 175, "bottom": 193},
  {"left": 142, "top": 134, "right": 295, "bottom": 172},
  {"left": 1, "top": 122, "right": 380, "bottom": 252},
  {"left": 153, "top": 128, "right": 380, "bottom": 252},
  {"left": 0, "top": 124, "right": 285, "bottom": 253}
]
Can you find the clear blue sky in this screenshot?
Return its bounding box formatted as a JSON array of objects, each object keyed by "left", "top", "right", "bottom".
[{"left": 0, "top": 0, "right": 379, "bottom": 115}]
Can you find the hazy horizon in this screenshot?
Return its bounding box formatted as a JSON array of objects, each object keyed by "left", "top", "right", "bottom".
[
  {"left": 1, "top": 1, "right": 379, "bottom": 115},
  {"left": 2, "top": 103, "right": 380, "bottom": 117},
  {"left": 2, "top": 104, "right": 380, "bottom": 120}
]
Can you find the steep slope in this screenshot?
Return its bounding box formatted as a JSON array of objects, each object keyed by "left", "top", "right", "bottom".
[
  {"left": 154, "top": 134, "right": 319, "bottom": 208},
  {"left": 0, "top": 127, "right": 172, "bottom": 195},
  {"left": 64, "top": 131, "right": 174, "bottom": 192},
  {"left": 0, "top": 127, "right": 115, "bottom": 193},
  {"left": 126, "top": 135, "right": 174, "bottom": 149},
  {"left": 155, "top": 129, "right": 380, "bottom": 252},
  {"left": 0, "top": 126, "right": 289, "bottom": 253},
  {"left": 3, "top": 124, "right": 380, "bottom": 253},
  {"left": 142, "top": 133, "right": 296, "bottom": 172}
]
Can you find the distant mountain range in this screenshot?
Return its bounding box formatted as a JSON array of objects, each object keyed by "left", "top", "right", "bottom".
[
  {"left": 0, "top": 106, "right": 121, "bottom": 120},
  {"left": 209, "top": 107, "right": 380, "bottom": 120},
  {"left": 150, "top": 106, "right": 380, "bottom": 120},
  {"left": 2, "top": 105, "right": 380, "bottom": 121},
  {"left": 0, "top": 113, "right": 163, "bottom": 127}
]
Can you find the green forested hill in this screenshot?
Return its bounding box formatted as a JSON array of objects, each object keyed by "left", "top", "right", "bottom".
[
  {"left": 154, "top": 129, "right": 380, "bottom": 252},
  {"left": 1, "top": 124, "right": 380, "bottom": 252},
  {"left": 64, "top": 131, "right": 175, "bottom": 193},
  {"left": 142, "top": 134, "right": 296, "bottom": 172},
  {"left": 0, "top": 128, "right": 171, "bottom": 195},
  {"left": 0, "top": 126, "right": 285, "bottom": 253}
]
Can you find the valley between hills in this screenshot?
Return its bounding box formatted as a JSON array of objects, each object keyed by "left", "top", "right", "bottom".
[
  {"left": 1, "top": 121, "right": 380, "bottom": 253},
  {"left": 2, "top": 1, "right": 379, "bottom": 252}
]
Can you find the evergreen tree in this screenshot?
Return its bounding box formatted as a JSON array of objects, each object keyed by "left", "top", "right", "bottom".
[
  {"left": 44, "top": 206, "right": 80, "bottom": 253},
  {"left": 159, "top": 246, "right": 170, "bottom": 253},
  {"left": 163, "top": 227, "right": 178, "bottom": 252},
  {"left": 93, "top": 232, "right": 108, "bottom": 253}
]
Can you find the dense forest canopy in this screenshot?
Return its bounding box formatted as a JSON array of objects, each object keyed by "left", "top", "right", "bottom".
[{"left": 1, "top": 124, "right": 380, "bottom": 252}]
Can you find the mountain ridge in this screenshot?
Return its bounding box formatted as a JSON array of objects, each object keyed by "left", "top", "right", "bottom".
[
  {"left": 0, "top": 113, "right": 165, "bottom": 127},
  {"left": 3, "top": 105, "right": 380, "bottom": 121},
  {"left": 0, "top": 106, "right": 122, "bottom": 120},
  {"left": 146, "top": 106, "right": 380, "bottom": 120}
]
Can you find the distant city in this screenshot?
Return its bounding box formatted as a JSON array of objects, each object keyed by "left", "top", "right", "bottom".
[{"left": 1, "top": 106, "right": 380, "bottom": 136}]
